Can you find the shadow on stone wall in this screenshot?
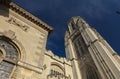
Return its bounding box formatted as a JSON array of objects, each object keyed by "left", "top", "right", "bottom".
[{"left": 0, "top": 0, "right": 11, "bottom": 17}]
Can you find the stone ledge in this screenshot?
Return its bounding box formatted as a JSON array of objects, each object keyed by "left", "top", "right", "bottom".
[{"left": 18, "top": 61, "right": 43, "bottom": 74}]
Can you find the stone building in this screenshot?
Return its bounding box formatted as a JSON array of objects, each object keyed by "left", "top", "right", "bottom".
[
  {"left": 0, "top": 0, "right": 120, "bottom": 79},
  {"left": 65, "top": 16, "right": 120, "bottom": 79},
  {"left": 0, "top": 0, "right": 73, "bottom": 79}
]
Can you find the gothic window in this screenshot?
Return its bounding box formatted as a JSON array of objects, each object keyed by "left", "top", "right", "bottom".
[
  {"left": 71, "top": 22, "right": 76, "bottom": 30},
  {"left": 73, "top": 37, "right": 85, "bottom": 58},
  {"left": 86, "top": 66, "right": 99, "bottom": 79},
  {"left": 80, "top": 37, "right": 87, "bottom": 48},
  {"left": 74, "top": 41, "right": 81, "bottom": 58},
  {"left": 76, "top": 19, "right": 83, "bottom": 27},
  {"left": 0, "top": 36, "right": 19, "bottom": 79}
]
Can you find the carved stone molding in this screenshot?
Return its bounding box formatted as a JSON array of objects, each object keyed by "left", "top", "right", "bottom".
[
  {"left": 18, "top": 61, "right": 43, "bottom": 74},
  {"left": 3, "top": 30, "right": 16, "bottom": 40},
  {"left": 43, "top": 64, "right": 47, "bottom": 70},
  {"left": 7, "top": 17, "right": 30, "bottom": 32}
]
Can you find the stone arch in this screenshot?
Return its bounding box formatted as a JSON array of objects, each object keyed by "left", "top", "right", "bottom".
[
  {"left": 0, "top": 32, "right": 26, "bottom": 61},
  {"left": 48, "top": 62, "right": 65, "bottom": 79},
  {"left": 12, "top": 38, "right": 26, "bottom": 61},
  {"left": 51, "top": 62, "right": 65, "bottom": 72},
  {"left": 0, "top": 35, "right": 21, "bottom": 79},
  {"left": 80, "top": 63, "right": 101, "bottom": 79},
  {"left": 0, "top": 36, "right": 20, "bottom": 60},
  {"left": 85, "top": 64, "right": 100, "bottom": 79}
]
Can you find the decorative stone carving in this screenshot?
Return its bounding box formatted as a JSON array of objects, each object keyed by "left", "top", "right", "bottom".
[
  {"left": 3, "top": 30, "right": 16, "bottom": 40},
  {"left": 43, "top": 64, "right": 47, "bottom": 70},
  {"left": 7, "top": 17, "right": 30, "bottom": 32}
]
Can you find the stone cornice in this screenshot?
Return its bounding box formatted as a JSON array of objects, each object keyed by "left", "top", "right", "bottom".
[{"left": 1, "top": 0, "right": 53, "bottom": 34}]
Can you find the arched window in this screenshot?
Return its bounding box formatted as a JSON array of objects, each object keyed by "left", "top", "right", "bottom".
[
  {"left": 76, "top": 18, "right": 83, "bottom": 27},
  {"left": 86, "top": 66, "right": 99, "bottom": 79},
  {"left": 0, "top": 36, "right": 19, "bottom": 79},
  {"left": 71, "top": 22, "right": 76, "bottom": 30}
]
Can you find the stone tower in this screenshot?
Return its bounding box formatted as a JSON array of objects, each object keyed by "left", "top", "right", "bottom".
[{"left": 65, "top": 16, "right": 120, "bottom": 79}]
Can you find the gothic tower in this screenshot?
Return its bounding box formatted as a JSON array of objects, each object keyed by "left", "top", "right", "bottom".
[{"left": 65, "top": 16, "right": 120, "bottom": 79}]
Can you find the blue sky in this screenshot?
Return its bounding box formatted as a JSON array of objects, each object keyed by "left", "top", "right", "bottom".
[{"left": 13, "top": 0, "right": 120, "bottom": 57}]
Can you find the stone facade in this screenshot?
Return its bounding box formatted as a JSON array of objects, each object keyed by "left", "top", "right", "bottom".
[
  {"left": 43, "top": 51, "right": 73, "bottom": 79},
  {"left": 0, "top": 0, "right": 73, "bottom": 79},
  {"left": 0, "top": 0, "right": 120, "bottom": 79},
  {"left": 65, "top": 16, "right": 120, "bottom": 79}
]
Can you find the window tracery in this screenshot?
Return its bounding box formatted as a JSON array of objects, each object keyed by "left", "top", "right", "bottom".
[{"left": 86, "top": 66, "right": 99, "bottom": 79}]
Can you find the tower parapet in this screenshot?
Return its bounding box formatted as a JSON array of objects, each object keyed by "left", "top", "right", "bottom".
[{"left": 45, "top": 50, "right": 72, "bottom": 65}]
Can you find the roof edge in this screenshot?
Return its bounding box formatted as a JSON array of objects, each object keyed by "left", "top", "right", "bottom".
[{"left": 1, "top": 0, "right": 53, "bottom": 34}]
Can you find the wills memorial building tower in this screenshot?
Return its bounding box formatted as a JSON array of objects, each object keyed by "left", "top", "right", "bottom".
[{"left": 65, "top": 16, "right": 120, "bottom": 79}]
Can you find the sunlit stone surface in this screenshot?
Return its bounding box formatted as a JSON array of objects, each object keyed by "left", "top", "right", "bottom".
[{"left": 0, "top": 0, "right": 120, "bottom": 79}]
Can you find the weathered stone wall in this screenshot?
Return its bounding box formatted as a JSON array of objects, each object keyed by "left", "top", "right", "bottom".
[
  {"left": 43, "top": 50, "right": 74, "bottom": 79},
  {"left": 0, "top": 4, "right": 48, "bottom": 79}
]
